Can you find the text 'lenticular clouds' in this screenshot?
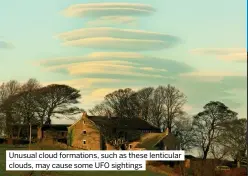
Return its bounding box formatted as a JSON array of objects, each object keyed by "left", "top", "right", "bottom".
[
  {"left": 63, "top": 3, "right": 155, "bottom": 18},
  {"left": 57, "top": 27, "right": 181, "bottom": 51}
]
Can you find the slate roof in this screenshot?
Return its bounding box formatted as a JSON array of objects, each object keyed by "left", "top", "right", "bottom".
[
  {"left": 87, "top": 116, "right": 160, "bottom": 131},
  {"left": 12, "top": 115, "right": 160, "bottom": 132}
]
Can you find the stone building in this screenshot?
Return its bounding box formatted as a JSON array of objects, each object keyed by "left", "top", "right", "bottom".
[
  {"left": 10, "top": 112, "right": 180, "bottom": 150},
  {"left": 66, "top": 112, "right": 180, "bottom": 150}
]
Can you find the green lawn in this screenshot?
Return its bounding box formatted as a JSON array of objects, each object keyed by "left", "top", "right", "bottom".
[{"left": 0, "top": 144, "right": 167, "bottom": 176}]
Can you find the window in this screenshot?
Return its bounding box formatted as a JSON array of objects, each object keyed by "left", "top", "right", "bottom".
[
  {"left": 83, "top": 140, "right": 86, "bottom": 144},
  {"left": 83, "top": 120, "right": 85, "bottom": 124},
  {"left": 82, "top": 130, "right": 86, "bottom": 135},
  {"left": 129, "top": 144, "right": 132, "bottom": 149}
]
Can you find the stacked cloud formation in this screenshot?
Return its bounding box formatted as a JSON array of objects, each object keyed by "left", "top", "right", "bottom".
[
  {"left": 58, "top": 3, "right": 180, "bottom": 51},
  {"left": 37, "top": 2, "right": 246, "bottom": 113},
  {"left": 40, "top": 2, "right": 192, "bottom": 103}
]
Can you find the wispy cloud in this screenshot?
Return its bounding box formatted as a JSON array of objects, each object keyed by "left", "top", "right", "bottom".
[
  {"left": 57, "top": 27, "right": 180, "bottom": 51},
  {"left": 0, "top": 41, "right": 14, "bottom": 49},
  {"left": 63, "top": 3, "right": 155, "bottom": 18},
  {"left": 191, "top": 48, "right": 246, "bottom": 62}
]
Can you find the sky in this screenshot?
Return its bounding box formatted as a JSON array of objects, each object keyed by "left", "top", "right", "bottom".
[{"left": 0, "top": 0, "right": 246, "bottom": 124}]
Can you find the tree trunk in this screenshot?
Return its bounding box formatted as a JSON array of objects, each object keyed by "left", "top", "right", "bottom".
[
  {"left": 203, "top": 150, "right": 208, "bottom": 160},
  {"left": 203, "top": 143, "right": 210, "bottom": 159}
]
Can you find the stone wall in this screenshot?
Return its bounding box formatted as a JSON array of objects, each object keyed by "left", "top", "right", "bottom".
[{"left": 68, "top": 114, "right": 101, "bottom": 150}]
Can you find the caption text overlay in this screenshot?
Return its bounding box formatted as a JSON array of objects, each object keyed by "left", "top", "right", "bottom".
[{"left": 6, "top": 150, "right": 185, "bottom": 171}]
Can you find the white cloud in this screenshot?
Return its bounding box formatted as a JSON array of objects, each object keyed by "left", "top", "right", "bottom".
[
  {"left": 57, "top": 27, "right": 178, "bottom": 41},
  {"left": 63, "top": 37, "right": 173, "bottom": 51},
  {"left": 45, "top": 60, "right": 165, "bottom": 78},
  {"left": 191, "top": 48, "right": 246, "bottom": 62},
  {"left": 37, "top": 52, "right": 145, "bottom": 67},
  {"left": 37, "top": 51, "right": 194, "bottom": 80},
  {"left": 63, "top": 3, "right": 155, "bottom": 18},
  {"left": 57, "top": 27, "right": 180, "bottom": 51}
]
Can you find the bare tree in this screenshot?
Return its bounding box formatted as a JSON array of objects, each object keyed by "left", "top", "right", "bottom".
[
  {"left": 135, "top": 87, "right": 154, "bottom": 121},
  {"left": 89, "top": 102, "right": 114, "bottom": 116},
  {"left": 173, "top": 115, "right": 194, "bottom": 150},
  {"left": 0, "top": 80, "right": 22, "bottom": 136},
  {"left": 161, "top": 85, "right": 186, "bottom": 132},
  {"left": 209, "top": 142, "right": 230, "bottom": 160},
  {"left": 220, "top": 118, "right": 247, "bottom": 167},
  {"left": 192, "top": 101, "right": 238, "bottom": 159},
  {"left": 104, "top": 88, "right": 139, "bottom": 118},
  {"left": 148, "top": 87, "right": 165, "bottom": 128},
  {"left": 148, "top": 85, "right": 186, "bottom": 131}
]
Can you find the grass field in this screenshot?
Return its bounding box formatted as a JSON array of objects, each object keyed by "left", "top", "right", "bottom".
[{"left": 0, "top": 144, "right": 168, "bottom": 176}]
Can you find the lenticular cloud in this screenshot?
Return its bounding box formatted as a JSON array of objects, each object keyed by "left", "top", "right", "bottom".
[
  {"left": 63, "top": 3, "right": 155, "bottom": 18},
  {"left": 57, "top": 27, "right": 181, "bottom": 51}
]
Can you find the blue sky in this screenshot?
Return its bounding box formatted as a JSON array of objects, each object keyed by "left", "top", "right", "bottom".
[{"left": 0, "top": 0, "right": 246, "bottom": 123}]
